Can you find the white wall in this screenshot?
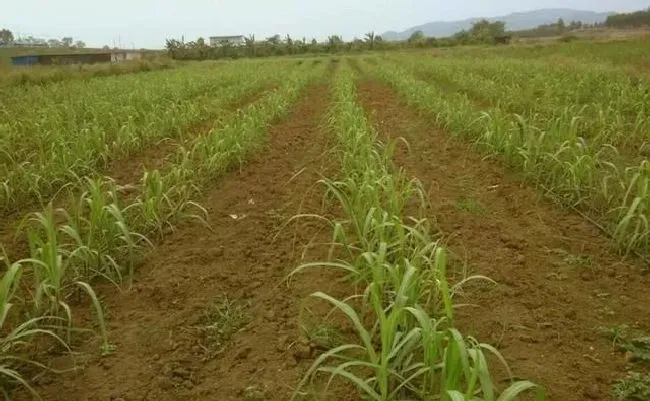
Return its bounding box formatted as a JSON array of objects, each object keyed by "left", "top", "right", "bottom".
[{"left": 111, "top": 52, "right": 142, "bottom": 62}]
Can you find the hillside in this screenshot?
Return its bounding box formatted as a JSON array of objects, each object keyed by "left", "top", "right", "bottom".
[{"left": 381, "top": 8, "right": 612, "bottom": 41}]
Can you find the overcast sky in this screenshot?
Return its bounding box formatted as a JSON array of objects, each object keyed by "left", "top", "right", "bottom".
[{"left": 4, "top": 0, "right": 648, "bottom": 48}]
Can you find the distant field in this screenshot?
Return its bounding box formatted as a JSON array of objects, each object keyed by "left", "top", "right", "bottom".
[
  {"left": 0, "top": 47, "right": 173, "bottom": 86},
  {"left": 2, "top": 37, "right": 650, "bottom": 401},
  {"left": 445, "top": 34, "right": 650, "bottom": 73}
]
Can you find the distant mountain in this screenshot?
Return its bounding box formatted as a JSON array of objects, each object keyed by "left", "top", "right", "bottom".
[{"left": 381, "top": 8, "right": 613, "bottom": 41}]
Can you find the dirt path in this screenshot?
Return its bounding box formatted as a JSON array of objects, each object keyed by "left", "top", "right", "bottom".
[
  {"left": 25, "top": 82, "right": 353, "bottom": 401},
  {"left": 356, "top": 80, "right": 650, "bottom": 401}
]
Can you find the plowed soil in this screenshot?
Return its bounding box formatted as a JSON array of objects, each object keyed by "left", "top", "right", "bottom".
[
  {"left": 356, "top": 80, "right": 650, "bottom": 401},
  {"left": 23, "top": 83, "right": 354, "bottom": 401}
]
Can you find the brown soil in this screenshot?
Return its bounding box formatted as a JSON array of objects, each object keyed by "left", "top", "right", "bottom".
[
  {"left": 20, "top": 83, "right": 356, "bottom": 401},
  {"left": 356, "top": 80, "right": 650, "bottom": 401}
]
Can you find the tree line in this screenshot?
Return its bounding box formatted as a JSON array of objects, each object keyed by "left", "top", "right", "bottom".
[
  {"left": 165, "top": 20, "right": 510, "bottom": 61},
  {"left": 511, "top": 18, "right": 589, "bottom": 38},
  {"left": 165, "top": 5, "right": 650, "bottom": 61},
  {"left": 513, "top": 8, "right": 650, "bottom": 39},
  {"left": 166, "top": 33, "right": 378, "bottom": 60},
  {"left": 0, "top": 28, "right": 85, "bottom": 48},
  {"left": 605, "top": 7, "right": 650, "bottom": 28}
]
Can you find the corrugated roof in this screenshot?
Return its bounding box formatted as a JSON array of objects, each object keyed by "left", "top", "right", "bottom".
[
  {"left": 12, "top": 52, "right": 112, "bottom": 58},
  {"left": 11, "top": 51, "right": 142, "bottom": 59}
]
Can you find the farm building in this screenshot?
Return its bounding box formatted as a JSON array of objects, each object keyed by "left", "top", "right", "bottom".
[
  {"left": 111, "top": 51, "right": 143, "bottom": 62},
  {"left": 209, "top": 35, "right": 245, "bottom": 47},
  {"left": 11, "top": 51, "right": 143, "bottom": 66}
]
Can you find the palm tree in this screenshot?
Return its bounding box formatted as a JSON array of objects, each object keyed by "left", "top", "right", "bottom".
[
  {"left": 266, "top": 34, "right": 281, "bottom": 46},
  {"left": 365, "top": 31, "right": 376, "bottom": 50},
  {"left": 328, "top": 35, "right": 343, "bottom": 53},
  {"left": 285, "top": 34, "right": 294, "bottom": 54},
  {"left": 165, "top": 38, "right": 183, "bottom": 59},
  {"left": 245, "top": 34, "right": 256, "bottom": 57}
]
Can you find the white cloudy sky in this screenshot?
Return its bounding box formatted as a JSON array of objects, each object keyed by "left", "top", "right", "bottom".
[{"left": 4, "top": 0, "right": 648, "bottom": 48}]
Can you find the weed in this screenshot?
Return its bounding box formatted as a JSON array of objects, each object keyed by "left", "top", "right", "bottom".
[
  {"left": 549, "top": 248, "right": 596, "bottom": 270},
  {"left": 303, "top": 323, "right": 344, "bottom": 351},
  {"left": 196, "top": 297, "right": 248, "bottom": 357},
  {"left": 613, "top": 373, "right": 650, "bottom": 401},
  {"left": 454, "top": 196, "right": 486, "bottom": 215},
  {"left": 600, "top": 325, "right": 650, "bottom": 362}
]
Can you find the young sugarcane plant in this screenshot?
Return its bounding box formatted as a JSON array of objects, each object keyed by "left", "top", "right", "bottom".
[
  {"left": 0, "top": 260, "right": 71, "bottom": 399},
  {"left": 20, "top": 203, "right": 114, "bottom": 354},
  {"left": 293, "top": 249, "right": 543, "bottom": 401}
]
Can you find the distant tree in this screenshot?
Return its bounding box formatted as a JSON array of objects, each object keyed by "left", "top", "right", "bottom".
[
  {"left": 285, "top": 34, "right": 294, "bottom": 54},
  {"left": 457, "top": 19, "right": 506, "bottom": 44},
  {"left": 48, "top": 39, "right": 62, "bottom": 47},
  {"left": 165, "top": 38, "right": 184, "bottom": 59},
  {"left": 365, "top": 31, "right": 376, "bottom": 50},
  {"left": 299, "top": 36, "right": 308, "bottom": 53},
  {"left": 407, "top": 30, "right": 426, "bottom": 44},
  {"left": 74, "top": 40, "right": 86, "bottom": 48},
  {"left": 349, "top": 37, "right": 365, "bottom": 52},
  {"left": 102, "top": 45, "right": 110, "bottom": 50},
  {"left": 472, "top": 20, "right": 505, "bottom": 40},
  {"left": 219, "top": 39, "right": 233, "bottom": 57},
  {"left": 244, "top": 34, "right": 256, "bottom": 57},
  {"left": 193, "top": 37, "right": 209, "bottom": 59},
  {"left": 266, "top": 34, "right": 281, "bottom": 46},
  {"left": 61, "top": 37, "right": 73, "bottom": 47},
  {"left": 568, "top": 20, "right": 583, "bottom": 30},
  {"left": 327, "top": 35, "right": 343, "bottom": 52},
  {"left": 0, "top": 28, "right": 14, "bottom": 45},
  {"left": 606, "top": 8, "right": 650, "bottom": 28},
  {"left": 557, "top": 18, "right": 566, "bottom": 33},
  {"left": 425, "top": 37, "right": 439, "bottom": 47},
  {"left": 309, "top": 38, "right": 319, "bottom": 53}
]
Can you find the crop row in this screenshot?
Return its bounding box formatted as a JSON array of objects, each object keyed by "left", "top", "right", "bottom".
[
  {"left": 390, "top": 54, "right": 650, "bottom": 153},
  {"left": 365, "top": 57, "right": 650, "bottom": 257},
  {"left": 452, "top": 38, "right": 650, "bottom": 70},
  {"left": 0, "top": 59, "right": 307, "bottom": 213},
  {"left": 289, "top": 63, "right": 540, "bottom": 400},
  {"left": 0, "top": 61, "right": 327, "bottom": 398}
]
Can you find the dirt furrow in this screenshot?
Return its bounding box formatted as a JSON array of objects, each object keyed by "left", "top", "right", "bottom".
[
  {"left": 24, "top": 83, "right": 352, "bottom": 401},
  {"left": 356, "top": 80, "right": 650, "bottom": 401}
]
